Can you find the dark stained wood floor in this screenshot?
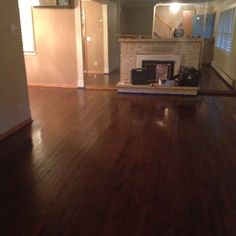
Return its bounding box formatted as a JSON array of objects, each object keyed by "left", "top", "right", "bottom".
[
  {"left": 1, "top": 88, "right": 236, "bottom": 236},
  {"left": 84, "top": 70, "right": 119, "bottom": 90},
  {"left": 199, "top": 66, "right": 232, "bottom": 91}
]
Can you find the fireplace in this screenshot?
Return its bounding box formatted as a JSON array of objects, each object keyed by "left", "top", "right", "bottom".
[
  {"left": 142, "top": 60, "right": 175, "bottom": 82},
  {"left": 118, "top": 38, "right": 201, "bottom": 95},
  {"left": 136, "top": 54, "right": 183, "bottom": 79}
]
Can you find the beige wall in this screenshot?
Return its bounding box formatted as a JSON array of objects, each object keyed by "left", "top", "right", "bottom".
[
  {"left": 25, "top": 8, "right": 78, "bottom": 88},
  {"left": 121, "top": 6, "right": 153, "bottom": 36},
  {"left": 82, "top": 1, "right": 104, "bottom": 73},
  {"left": 0, "top": 0, "right": 31, "bottom": 136},
  {"left": 212, "top": 0, "right": 236, "bottom": 88}
]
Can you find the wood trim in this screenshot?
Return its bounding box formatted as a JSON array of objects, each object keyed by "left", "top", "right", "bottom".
[
  {"left": 116, "top": 83, "right": 198, "bottom": 96},
  {"left": 0, "top": 119, "right": 32, "bottom": 142},
  {"left": 116, "top": 34, "right": 152, "bottom": 38},
  {"left": 103, "top": 4, "right": 109, "bottom": 74},
  {"left": 198, "top": 89, "right": 236, "bottom": 96},
  {"left": 85, "top": 85, "right": 117, "bottom": 91},
  {"left": 28, "top": 83, "right": 77, "bottom": 89}
]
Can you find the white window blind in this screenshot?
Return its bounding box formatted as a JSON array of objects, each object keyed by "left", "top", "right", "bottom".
[
  {"left": 216, "top": 8, "right": 235, "bottom": 52},
  {"left": 18, "top": 0, "right": 35, "bottom": 53}
]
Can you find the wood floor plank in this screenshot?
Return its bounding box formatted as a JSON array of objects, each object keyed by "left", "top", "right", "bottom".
[{"left": 0, "top": 88, "right": 236, "bottom": 235}]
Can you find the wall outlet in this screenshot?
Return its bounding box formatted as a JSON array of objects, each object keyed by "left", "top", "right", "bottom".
[{"left": 94, "top": 61, "right": 98, "bottom": 66}]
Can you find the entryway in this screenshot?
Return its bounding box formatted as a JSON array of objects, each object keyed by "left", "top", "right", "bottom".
[{"left": 81, "top": 0, "right": 120, "bottom": 89}]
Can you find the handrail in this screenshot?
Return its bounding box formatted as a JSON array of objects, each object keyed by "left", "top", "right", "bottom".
[
  {"left": 155, "top": 15, "right": 172, "bottom": 30},
  {"left": 154, "top": 15, "right": 173, "bottom": 39}
]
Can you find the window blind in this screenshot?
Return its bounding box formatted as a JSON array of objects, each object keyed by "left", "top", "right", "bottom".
[{"left": 216, "top": 8, "right": 235, "bottom": 52}]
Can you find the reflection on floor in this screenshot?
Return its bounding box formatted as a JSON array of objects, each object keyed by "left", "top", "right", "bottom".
[
  {"left": 84, "top": 70, "right": 119, "bottom": 90},
  {"left": 1, "top": 87, "right": 236, "bottom": 235},
  {"left": 84, "top": 66, "right": 235, "bottom": 95}
]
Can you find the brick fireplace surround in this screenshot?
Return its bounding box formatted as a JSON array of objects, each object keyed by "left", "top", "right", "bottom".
[{"left": 119, "top": 38, "right": 203, "bottom": 84}]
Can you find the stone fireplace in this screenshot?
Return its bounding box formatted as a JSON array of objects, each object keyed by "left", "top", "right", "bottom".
[{"left": 119, "top": 38, "right": 203, "bottom": 84}]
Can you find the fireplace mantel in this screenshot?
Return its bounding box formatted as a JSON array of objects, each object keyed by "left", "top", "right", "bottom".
[
  {"left": 119, "top": 38, "right": 203, "bottom": 44},
  {"left": 119, "top": 37, "right": 203, "bottom": 84}
]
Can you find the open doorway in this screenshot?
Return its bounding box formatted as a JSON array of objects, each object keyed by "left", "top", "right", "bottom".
[{"left": 81, "top": 0, "right": 120, "bottom": 89}]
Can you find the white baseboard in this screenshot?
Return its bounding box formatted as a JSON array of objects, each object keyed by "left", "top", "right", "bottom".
[
  {"left": 77, "top": 79, "right": 85, "bottom": 88},
  {"left": 211, "top": 61, "right": 235, "bottom": 89},
  {"left": 28, "top": 83, "right": 77, "bottom": 89}
]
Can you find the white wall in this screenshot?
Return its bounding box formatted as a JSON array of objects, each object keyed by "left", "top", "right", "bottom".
[
  {"left": 0, "top": 0, "right": 31, "bottom": 136},
  {"left": 212, "top": 0, "right": 236, "bottom": 88}
]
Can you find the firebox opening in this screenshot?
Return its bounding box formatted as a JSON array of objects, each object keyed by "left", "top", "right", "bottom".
[{"left": 142, "top": 60, "right": 175, "bottom": 82}]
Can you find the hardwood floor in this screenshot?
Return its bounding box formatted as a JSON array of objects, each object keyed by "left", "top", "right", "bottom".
[
  {"left": 1, "top": 88, "right": 236, "bottom": 235},
  {"left": 84, "top": 70, "right": 119, "bottom": 90},
  {"left": 199, "top": 67, "right": 236, "bottom": 95},
  {"left": 199, "top": 66, "right": 232, "bottom": 91}
]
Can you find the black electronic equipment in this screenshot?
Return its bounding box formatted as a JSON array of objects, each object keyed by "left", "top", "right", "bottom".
[{"left": 131, "top": 68, "right": 149, "bottom": 85}]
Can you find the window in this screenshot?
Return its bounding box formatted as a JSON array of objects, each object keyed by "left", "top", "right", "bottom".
[
  {"left": 216, "top": 8, "right": 235, "bottom": 52},
  {"left": 18, "top": 0, "right": 36, "bottom": 53}
]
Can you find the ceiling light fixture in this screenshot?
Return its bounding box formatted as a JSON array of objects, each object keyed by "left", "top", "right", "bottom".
[{"left": 169, "top": 3, "right": 181, "bottom": 14}]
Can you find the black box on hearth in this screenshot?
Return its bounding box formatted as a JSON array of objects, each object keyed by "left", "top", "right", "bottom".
[{"left": 131, "top": 68, "right": 149, "bottom": 85}]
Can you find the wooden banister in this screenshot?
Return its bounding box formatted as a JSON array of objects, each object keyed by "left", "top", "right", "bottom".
[{"left": 154, "top": 15, "right": 173, "bottom": 39}]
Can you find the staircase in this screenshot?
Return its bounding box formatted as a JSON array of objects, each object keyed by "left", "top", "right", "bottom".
[{"left": 154, "top": 15, "right": 173, "bottom": 39}]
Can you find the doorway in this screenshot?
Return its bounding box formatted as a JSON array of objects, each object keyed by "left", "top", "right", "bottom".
[
  {"left": 81, "top": 0, "right": 120, "bottom": 89},
  {"left": 182, "top": 10, "right": 195, "bottom": 37}
]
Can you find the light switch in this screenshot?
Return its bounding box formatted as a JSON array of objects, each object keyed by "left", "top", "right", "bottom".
[{"left": 86, "top": 36, "right": 91, "bottom": 42}]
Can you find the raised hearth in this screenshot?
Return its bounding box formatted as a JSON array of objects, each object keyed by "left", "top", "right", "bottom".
[{"left": 117, "top": 82, "right": 199, "bottom": 96}]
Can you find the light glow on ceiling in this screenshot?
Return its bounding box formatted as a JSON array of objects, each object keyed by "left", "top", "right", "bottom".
[{"left": 169, "top": 3, "right": 181, "bottom": 14}]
